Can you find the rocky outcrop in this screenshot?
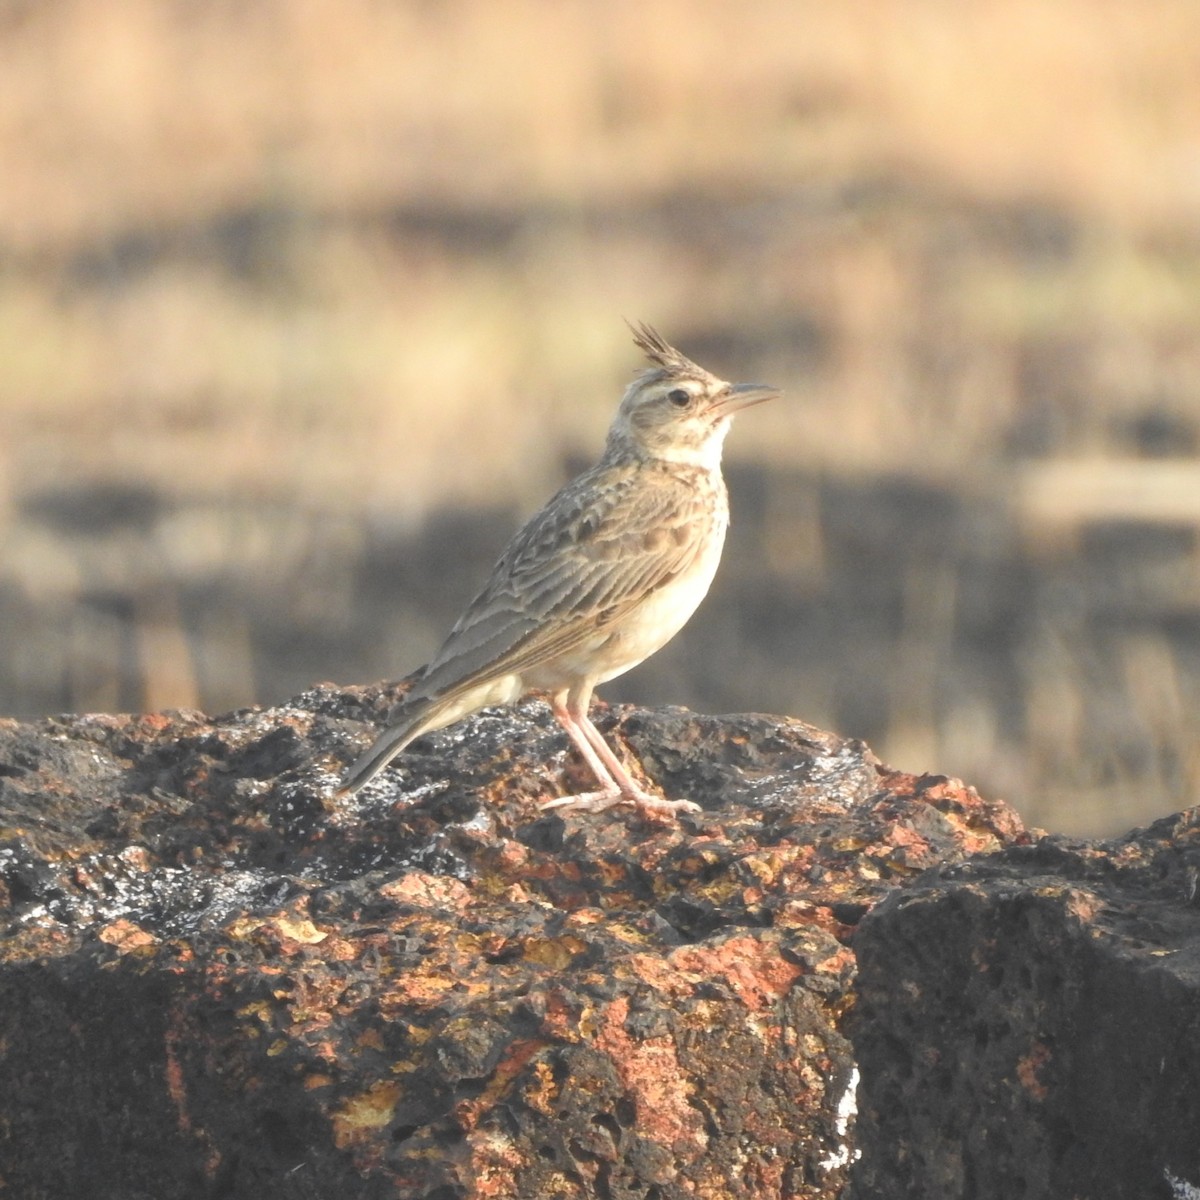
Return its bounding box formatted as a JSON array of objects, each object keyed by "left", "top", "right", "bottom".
[
  {"left": 0, "top": 686, "right": 1023, "bottom": 1198},
  {"left": 851, "top": 813, "right": 1200, "bottom": 1200}
]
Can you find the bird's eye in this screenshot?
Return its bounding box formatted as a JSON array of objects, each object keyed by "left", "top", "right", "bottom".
[{"left": 667, "top": 388, "right": 691, "bottom": 407}]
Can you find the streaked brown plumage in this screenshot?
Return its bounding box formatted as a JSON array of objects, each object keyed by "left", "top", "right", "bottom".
[{"left": 338, "top": 322, "right": 779, "bottom": 816}]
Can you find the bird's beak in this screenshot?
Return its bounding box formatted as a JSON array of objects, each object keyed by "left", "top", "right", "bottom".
[{"left": 714, "top": 381, "right": 781, "bottom": 414}]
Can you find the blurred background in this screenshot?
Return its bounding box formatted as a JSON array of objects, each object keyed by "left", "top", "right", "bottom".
[{"left": 3, "top": 0, "right": 1200, "bottom": 836}]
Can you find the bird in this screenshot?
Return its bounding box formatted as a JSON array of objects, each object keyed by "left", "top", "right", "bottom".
[{"left": 337, "top": 321, "right": 780, "bottom": 817}]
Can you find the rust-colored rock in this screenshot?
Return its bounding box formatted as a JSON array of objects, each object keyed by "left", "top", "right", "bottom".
[
  {"left": 851, "top": 814, "right": 1200, "bottom": 1200},
  {"left": 0, "top": 687, "right": 1024, "bottom": 1197}
]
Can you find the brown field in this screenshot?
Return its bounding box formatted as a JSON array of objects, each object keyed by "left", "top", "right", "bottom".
[{"left": 3, "top": 0, "right": 1200, "bottom": 834}]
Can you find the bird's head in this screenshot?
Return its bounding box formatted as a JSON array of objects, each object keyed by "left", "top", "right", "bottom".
[{"left": 605, "top": 322, "right": 780, "bottom": 469}]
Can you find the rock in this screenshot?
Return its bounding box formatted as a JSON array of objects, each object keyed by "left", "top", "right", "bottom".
[
  {"left": 851, "top": 813, "right": 1200, "bottom": 1200},
  {"left": 0, "top": 687, "right": 1024, "bottom": 1198}
]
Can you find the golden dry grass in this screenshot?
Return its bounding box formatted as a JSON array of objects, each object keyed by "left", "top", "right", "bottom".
[{"left": 2, "top": 0, "right": 1200, "bottom": 834}]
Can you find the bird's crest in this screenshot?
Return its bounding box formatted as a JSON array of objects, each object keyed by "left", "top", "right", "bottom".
[{"left": 627, "top": 320, "right": 705, "bottom": 379}]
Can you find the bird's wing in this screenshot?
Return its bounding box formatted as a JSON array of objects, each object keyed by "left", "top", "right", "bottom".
[{"left": 410, "top": 462, "right": 716, "bottom": 702}]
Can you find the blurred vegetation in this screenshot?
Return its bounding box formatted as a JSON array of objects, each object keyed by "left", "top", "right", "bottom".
[{"left": 3, "top": 0, "right": 1200, "bottom": 835}]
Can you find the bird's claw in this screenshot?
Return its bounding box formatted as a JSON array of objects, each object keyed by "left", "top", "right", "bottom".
[{"left": 539, "top": 789, "right": 700, "bottom": 819}]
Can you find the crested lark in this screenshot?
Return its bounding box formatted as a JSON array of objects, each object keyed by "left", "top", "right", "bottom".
[{"left": 338, "top": 322, "right": 779, "bottom": 816}]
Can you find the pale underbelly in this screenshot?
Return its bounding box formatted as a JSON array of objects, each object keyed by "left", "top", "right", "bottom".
[{"left": 524, "top": 541, "right": 724, "bottom": 690}]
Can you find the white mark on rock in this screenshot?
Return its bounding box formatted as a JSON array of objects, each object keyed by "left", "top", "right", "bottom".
[
  {"left": 820, "top": 1064, "right": 860, "bottom": 1172},
  {"left": 1165, "top": 1168, "right": 1200, "bottom": 1199}
]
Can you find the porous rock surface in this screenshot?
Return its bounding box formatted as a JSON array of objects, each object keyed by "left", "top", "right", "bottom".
[
  {"left": 0, "top": 685, "right": 1024, "bottom": 1198},
  {"left": 852, "top": 812, "right": 1200, "bottom": 1200}
]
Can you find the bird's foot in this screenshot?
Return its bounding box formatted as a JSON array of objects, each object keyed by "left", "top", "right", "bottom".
[{"left": 539, "top": 788, "right": 700, "bottom": 819}]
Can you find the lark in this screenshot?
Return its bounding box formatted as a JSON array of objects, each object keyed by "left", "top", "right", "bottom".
[{"left": 338, "top": 322, "right": 779, "bottom": 816}]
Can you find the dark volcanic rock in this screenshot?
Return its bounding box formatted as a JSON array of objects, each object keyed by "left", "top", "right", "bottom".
[
  {"left": 851, "top": 812, "right": 1200, "bottom": 1200},
  {"left": 0, "top": 688, "right": 1024, "bottom": 1198}
]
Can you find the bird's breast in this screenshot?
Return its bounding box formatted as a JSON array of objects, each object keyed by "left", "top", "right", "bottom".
[{"left": 587, "top": 515, "right": 727, "bottom": 685}]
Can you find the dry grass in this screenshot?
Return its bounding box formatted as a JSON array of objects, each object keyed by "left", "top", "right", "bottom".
[{"left": 2, "top": 0, "right": 1200, "bottom": 834}]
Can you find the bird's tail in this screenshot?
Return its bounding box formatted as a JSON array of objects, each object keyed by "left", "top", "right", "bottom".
[{"left": 336, "top": 697, "right": 439, "bottom": 796}]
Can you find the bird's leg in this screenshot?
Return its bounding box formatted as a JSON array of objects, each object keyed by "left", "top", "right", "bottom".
[
  {"left": 539, "top": 690, "right": 700, "bottom": 817},
  {"left": 575, "top": 707, "right": 701, "bottom": 816},
  {"left": 540, "top": 694, "right": 624, "bottom": 812}
]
